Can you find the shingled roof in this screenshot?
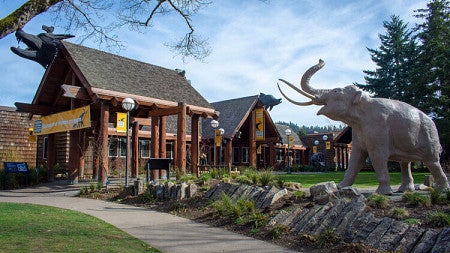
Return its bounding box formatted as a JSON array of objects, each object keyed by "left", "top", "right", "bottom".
[
  {"left": 62, "top": 42, "right": 212, "bottom": 109},
  {"left": 275, "top": 123, "right": 305, "bottom": 147},
  {"left": 202, "top": 95, "right": 259, "bottom": 139}
]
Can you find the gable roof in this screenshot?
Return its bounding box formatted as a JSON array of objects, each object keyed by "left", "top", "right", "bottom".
[
  {"left": 202, "top": 95, "right": 259, "bottom": 139},
  {"left": 62, "top": 42, "right": 212, "bottom": 109},
  {"left": 275, "top": 124, "right": 305, "bottom": 147}
]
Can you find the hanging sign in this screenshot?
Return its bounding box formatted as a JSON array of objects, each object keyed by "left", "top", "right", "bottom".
[
  {"left": 326, "top": 141, "right": 331, "bottom": 150},
  {"left": 28, "top": 127, "right": 37, "bottom": 142},
  {"left": 33, "top": 105, "right": 91, "bottom": 135},
  {"left": 312, "top": 146, "right": 317, "bottom": 154},
  {"left": 215, "top": 129, "right": 222, "bottom": 147},
  {"left": 257, "top": 145, "right": 262, "bottom": 154},
  {"left": 255, "top": 108, "right": 264, "bottom": 141},
  {"left": 117, "top": 112, "right": 127, "bottom": 133},
  {"left": 289, "top": 135, "right": 295, "bottom": 148}
]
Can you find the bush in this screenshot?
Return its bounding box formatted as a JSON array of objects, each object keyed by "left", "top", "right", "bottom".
[
  {"left": 403, "top": 218, "right": 421, "bottom": 225},
  {"left": 367, "top": 194, "right": 391, "bottom": 209},
  {"left": 390, "top": 207, "right": 409, "bottom": 219},
  {"left": 402, "top": 192, "right": 431, "bottom": 207},
  {"left": 259, "top": 169, "right": 275, "bottom": 187},
  {"left": 430, "top": 188, "right": 448, "bottom": 205},
  {"left": 270, "top": 224, "right": 290, "bottom": 240},
  {"left": 426, "top": 211, "right": 450, "bottom": 228},
  {"left": 316, "top": 226, "right": 340, "bottom": 247}
]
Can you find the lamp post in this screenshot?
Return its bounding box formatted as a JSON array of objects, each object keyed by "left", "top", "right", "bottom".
[
  {"left": 285, "top": 129, "right": 292, "bottom": 174},
  {"left": 122, "top": 97, "right": 135, "bottom": 187},
  {"left": 322, "top": 135, "right": 328, "bottom": 167},
  {"left": 210, "top": 120, "right": 219, "bottom": 165},
  {"left": 219, "top": 128, "right": 225, "bottom": 165}
]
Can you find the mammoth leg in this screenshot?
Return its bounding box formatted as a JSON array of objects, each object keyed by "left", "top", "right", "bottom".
[
  {"left": 338, "top": 146, "right": 367, "bottom": 188},
  {"left": 371, "top": 154, "right": 393, "bottom": 195},
  {"left": 424, "top": 161, "right": 450, "bottom": 192},
  {"left": 397, "top": 162, "right": 415, "bottom": 192}
]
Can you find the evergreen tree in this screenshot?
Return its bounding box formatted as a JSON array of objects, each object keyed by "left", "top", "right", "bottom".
[
  {"left": 357, "top": 15, "right": 418, "bottom": 105},
  {"left": 414, "top": 0, "right": 450, "bottom": 160}
]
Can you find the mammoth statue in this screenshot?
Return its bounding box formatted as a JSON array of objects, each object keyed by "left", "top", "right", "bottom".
[{"left": 278, "top": 59, "right": 449, "bottom": 195}]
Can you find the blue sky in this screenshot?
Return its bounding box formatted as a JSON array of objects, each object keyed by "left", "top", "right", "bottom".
[{"left": 0, "top": 0, "right": 428, "bottom": 127}]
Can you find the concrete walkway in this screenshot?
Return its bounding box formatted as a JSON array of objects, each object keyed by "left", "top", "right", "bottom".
[{"left": 0, "top": 181, "right": 297, "bottom": 253}]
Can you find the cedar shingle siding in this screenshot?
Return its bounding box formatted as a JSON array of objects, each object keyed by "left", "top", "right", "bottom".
[{"left": 0, "top": 107, "right": 36, "bottom": 168}]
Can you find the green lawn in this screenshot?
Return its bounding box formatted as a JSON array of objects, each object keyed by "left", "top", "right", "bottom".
[
  {"left": 0, "top": 203, "right": 160, "bottom": 253},
  {"left": 277, "top": 171, "right": 429, "bottom": 188}
]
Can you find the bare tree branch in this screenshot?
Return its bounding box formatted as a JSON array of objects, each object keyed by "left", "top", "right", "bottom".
[{"left": 0, "top": 0, "right": 63, "bottom": 39}]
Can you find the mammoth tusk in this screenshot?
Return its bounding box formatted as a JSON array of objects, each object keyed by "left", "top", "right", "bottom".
[
  {"left": 278, "top": 79, "right": 316, "bottom": 100},
  {"left": 277, "top": 83, "right": 314, "bottom": 106},
  {"left": 300, "top": 59, "right": 325, "bottom": 95}
]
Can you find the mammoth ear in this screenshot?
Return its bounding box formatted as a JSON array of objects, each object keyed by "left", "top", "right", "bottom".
[{"left": 352, "top": 91, "right": 363, "bottom": 104}]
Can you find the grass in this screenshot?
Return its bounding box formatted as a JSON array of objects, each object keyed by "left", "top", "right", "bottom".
[
  {"left": 0, "top": 202, "right": 160, "bottom": 253},
  {"left": 277, "top": 171, "right": 428, "bottom": 188}
]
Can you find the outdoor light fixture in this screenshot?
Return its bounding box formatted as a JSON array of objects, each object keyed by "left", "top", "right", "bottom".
[
  {"left": 122, "top": 97, "right": 135, "bottom": 187},
  {"left": 285, "top": 128, "right": 292, "bottom": 174},
  {"left": 322, "top": 135, "right": 328, "bottom": 141},
  {"left": 322, "top": 135, "right": 328, "bottom": 166},
  {"left": 314, "top": 140, "right": 319, "bottom": 146},
  {"left": 210, "top": 120, "right": 219, "bottom": 165}
]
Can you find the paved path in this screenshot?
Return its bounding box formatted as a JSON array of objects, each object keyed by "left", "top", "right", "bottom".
[{"left": 0, "top": 181, "right": 297, "bottom": 253}]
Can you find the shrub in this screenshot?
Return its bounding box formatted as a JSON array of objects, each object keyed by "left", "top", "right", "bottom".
[
  {"left": 429, "top": 188, "right": 448, "bottom": 205},
  {"left": 248, "top": 212, "right": 269, "bottom": 229},
  {"left": 367, "top": 194, "right": 391, "bottom": 209},
  {"left": 426, "top": 211, "right": 450, "bottom": 228},
  {"left": 390, "top": 207, "right": 409, "bottom": 219},
  {"left": 90, "top": 183, "right": 96, "bottom": 193},
  {"left": 403, "top": 218, "right": 421, "bottom": 225},
  {"left": 316, "top": 226, "right": 340, "bottom": 247},
  {"left": 210, "top": 168, "right": 220, "bottom": 179},
  {"left": 260, "top": 169, "right": 275, "bottom": 187},
  {"left": 402, "top": 192, "right": 431, "bottom": 207},
  {"left": 200, "top": 173, "right": 211, "bottom": 185},
  {"left": 275, "top": 176, "right": 285, "bottom": 188},
  {"left": 236, "top": 175, "right": 252, "bottom": 185},
  {"left": 293, "top": 190, "right": 306, "bottom": 199},
  {"left": 270, "top": 224, "right": 290, "bottom": 240}
]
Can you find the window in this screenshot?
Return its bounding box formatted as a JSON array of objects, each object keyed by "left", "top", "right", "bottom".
[
  {"left": 108, "top": 137, "right": 118, "bottom": 157},
  {"left": 276, "top": 149, "right": 283, "bottom": 161},
  {"left": 242, "top": 147, "right": 249, "bottom": 163},
  {"left": 43, "top": 136, "right": 48, "bottom": 159},
  {"left": 232, "top": 147, "right": 240, "bottom": 164},
  {"left": 119, "top": 137, "right": 127, "bottom": 157},
  {"left": 140, "top": 139, "right": 150, "bottom": 158}
]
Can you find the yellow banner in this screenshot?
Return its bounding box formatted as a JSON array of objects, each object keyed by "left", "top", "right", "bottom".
[
  {"left": 117, "top": 112, "right": 127, "bottom": 133},
  {"left": 33, "top": 105, "right": 91, "bottom": 135},
  {"left": 28, "top": 128, "right": 37, "bottom": 142},
  {"left": 255, "top": 108, "right": 264, "bottom": 141},
  {"left": 215, "top": 129, "right": 222, "bottom": 147},
  {"left": 257, "top": 145, "right": 262, "bottom": 154},
  {"left": 312, "top": 146, "right": 317, "bottom": 153},
  {"left": 288, "top": 135, "right": 295, "bottom": 148},
  {"left": 326, "top": 141, "right": 331, "bottom": 150}
]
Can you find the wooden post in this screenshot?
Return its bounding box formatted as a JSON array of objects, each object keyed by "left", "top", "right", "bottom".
[
  {"left": 176, "top": 103, "right": 187, "bottom": 174},
  {"left": 269, "top": 142, "right": 275, "bottom": 167},
  {"left": 150, "top": 116, "right": 160, "bottom": 180},
  {"left": 78, "top": 130, "right": 87, "bottom": 179},
  {"left": 151, "top": 116, "right": 159, "bottom": 158},
  {"left": 131, "top": 121, "right": 139, "bottom": 178},
  {"left": 68, "top": 99, "right": 81, "bottom": 184},
  {"left": 99, "top": 101, "right": 109, "bottom": 185},
  {"left": 159, "top": 116, "right": 166, "bottom": 158},
  {"left": 93, "top": 123, "right": 100, "bottom": 180},
  {"left": 249, "top": 110, "right": 257, "bottom": 167},
  {"left": 191, "top": 114, "right": 200, "bottom": 176},
  {"left": 46, "top": 134, "right": 56, "bottom": 182},
  {"left": 226, "top": 139, "right": 233, "bottom": 168}
]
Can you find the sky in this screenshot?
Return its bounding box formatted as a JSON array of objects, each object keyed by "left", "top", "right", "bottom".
[{"left": 0, "top": 0, "right": 429, "bottom": 127}]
